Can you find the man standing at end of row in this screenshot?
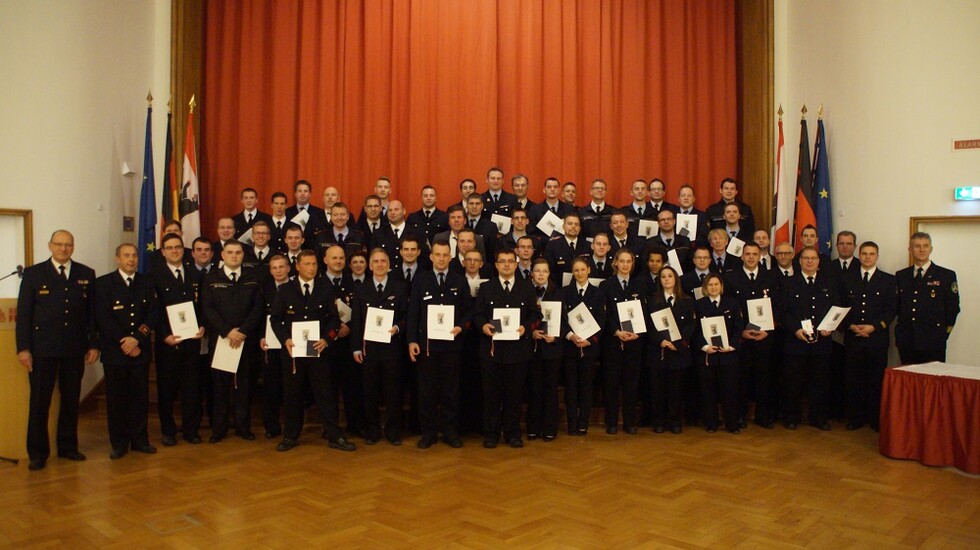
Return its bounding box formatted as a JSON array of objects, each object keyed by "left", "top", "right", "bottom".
[{"left": 896, "top": 232, "right": 959, "bottom": 365}]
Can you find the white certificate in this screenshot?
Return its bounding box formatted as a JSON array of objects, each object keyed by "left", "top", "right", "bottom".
[
  {"left": 650, "top": 307, "right": 681, "bottom": 342},
  {"left": 617, "top": 299, "right": 647, "bottom": 334},
  {"left": 490, "top": 214, "right": 512, "bottom": 235},
  {"left": 426, "top": 304, "right": 456, "bottom": 341},
  {"left": 166, "top": 301, "right": 199, "bottom": 340},
  {"left": 291, "top": 209, "right": 310, "bottom": 229},
  {"left": 539, "top": 301, "right": 562, "bottom": 338},
  {"left": 291, "top": 320, "right": 320, "bottom": 358},
  {"left": 212, "top": 336, "right": 244, "bottom": 373},
  {"left": 637, "top": 220, "right": 658, "bottom": 239},
  {"left": 700, "top": 316, "right": 730, "bottom": 349},
  {"left": 335, "top": 298, "right": 352, "bottom": 324},
  {"left": 568, "top": 302, "right": 600, "bottom": 340},
  {"left": 667, "top": 249, "right": 684, "bottom": 276},
  {"left": 238, "top": 227, "right": 254, "bottom": 246},
  {"left": 364, "top": 307, "right": 395, "bottom": 343},
  {"left": 536, "top": 210, "right": 565, "bottom": 236},
  {"left": 692, "top": 287, "right": 704, "bottom": 300},
  {"left": 467, "top": 277, "right": 488, "bottom": 297},
  {"left": 491, "top": 307, "right": 521, "bottom": 340},
  {"left": 677, "top": 214, "right": 699, "bottom": 238},
  {"left": 745, "top": 297, "right": 775, "bottom": 331},
  {"left": 264, "top": 315, "right": 282, "bottom": 349},
  {"left": 817, "top": 306, "right": 851, "bottom": 332},
  {"left": 726, "top": 237, "right": 746, "bottom": 257},
  {"left": 801, "top": 318, "right": 815, "bottom": 337},
  {"left": 562, "top": 272, "right": 573, "bottom": 287}
]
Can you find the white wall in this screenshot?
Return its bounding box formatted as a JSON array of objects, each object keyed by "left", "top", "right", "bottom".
[
  {"left": 0, "top": 0, "right": 171, "bottom": 281},
  {"left": 775, "top": 0, "right": 980, "bottom": 364}
]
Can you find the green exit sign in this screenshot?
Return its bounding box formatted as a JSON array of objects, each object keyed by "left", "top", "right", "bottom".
[{"left": 955, "top": 187, "right": 980, "bottom": 200}]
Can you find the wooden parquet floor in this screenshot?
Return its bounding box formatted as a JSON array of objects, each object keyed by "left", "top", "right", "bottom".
[{"left": 1, "top": 413, "right": 978, "bottom": 549}]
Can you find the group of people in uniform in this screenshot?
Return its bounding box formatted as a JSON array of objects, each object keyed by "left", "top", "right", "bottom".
[{"left": 16, "top": 169, "right": 960, "bottom": 470}]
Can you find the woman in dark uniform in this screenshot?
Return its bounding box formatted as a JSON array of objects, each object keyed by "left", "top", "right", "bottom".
[
  {"left": 647, "top": 266, "right": 696, "bottom": 434},
  {"left": 693, "top": 273, "right": 744, "bottom": 433}
]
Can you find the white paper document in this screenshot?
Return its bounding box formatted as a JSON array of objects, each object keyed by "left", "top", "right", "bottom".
[
  {"left": 490, "top": 214, "right": 512, "bottom": 235},
  {"left": 726, "top": 237, "right": 746, "bottom": 257},
  {"left": 166, "top": 301, "right": 199, "bottom": 340},
  {"left": 568, "top": 302, "right": 600, "bottom": 340},
  {"left": 363, "top": 307, "right": 395, "bottom": 343},
  {"left": 693, "top": 287, "right": 704, "bottom": 300},
  {"left": 335, "top": 298, "right": 352, "bottom": 324},
  {"left": 426, "top": 304, "right": 456, "bottom": 341},
  {"left": 264, "top": 315, "right": 282, "bottom": 349},
  {"left": 817, "top": 306, "right": 851, "bottom": 332},
  {"left": 536, "top": 210, "right": 565, "bottom": 236},
  {"left": 617, "top": 299, "right": 647, "bottom": 334},
  {"left": 290, "top": 209, "right": 310, "bottom": 229},
  {"left": 562, "top": 272, "right": 573, "bottom": 287},
  {"left": 212, "top": 336, "right": 244, "bottom": 373},
  {"left": 637, "top": 220, "right": 658, "bottom": 239},
  {"left": 801, "top": 318, "right": 815, "bottom": 338},
  {"left": 238, "top": 227, "right": 254, "bottom": 246},
  {"left": 650, "top": 307, "right": 681, "bottom": 342},
  {"left": 745, "top": 297, "right": 775, "bottom": 331},
  {"left": 467, "top": 277, "right": 488, "bottom": 297},
  {"left": 491, "top": 307, "right": 522, "bottom": 340},
  {"left": 539, "top": 301, "right": 562, "bottom": 338},
  {"left": 677, "top": 214, "right": 699, "bottom": 238},
  {"left": 291, "top": 320, "right": 321, "bottom": 358},
  {"left": 700, "top": 316, "right": 730, "bottom": 349},
  {"left": 667, "top": 249, "right": 684, "bottom": 276}
]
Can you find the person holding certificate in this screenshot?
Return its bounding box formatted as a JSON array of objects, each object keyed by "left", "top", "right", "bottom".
[
  {"left": 599, "top": 249, "right": 646, "bottom": 435},
  {"left": 151, "top": 232, "right": 205, "bottom": 446},
  {"left": 527, "top": 259, "right": 564, "bottom": 441},
  {"left": 94, "top": 244, "right": 160, "bottom": 459},
  {"left": 321, "top": 245, "right": 365, "bottom": 439},
  {"left": 693, "top": 273, "right": 744, "bottom": 434},
  {"left": 559, "top": 257, "right": 606, "bottom": 436},
  {"left": 473, "top": 249, "right": 541, "bottom": 448},
  {"left": 350, "top": 248, "right": 409, "bottom": 446},
  {"left": 406, "top": 240, "right": 472, "bottom": 448},
  {"left": 258, "top": 254, "right": 292, "bottom": 440},
  {"left": 647, "top": 266, "right": 696, "bottom": 434},
  {"left": 780, "top": 247, "right": 840, "bottom": 431}
]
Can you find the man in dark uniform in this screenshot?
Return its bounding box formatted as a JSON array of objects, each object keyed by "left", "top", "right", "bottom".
[
  {"left": 896, "top": 232, "right": 960, "bottom": 364},
  {"left": 496, "top": 207, "right": 544, "bottom": 257},
  {"left": 649, "top": 209, "right": 692, "bottom": 272},
  {"left": 623, "top": 179, "right": 655, "bottom": 237},
  {"left": 200, "top": 240, "right": 265, "bottom": 443},
  {"left": 528, "top": 177, "right": 575, "bottom": 236},
  {"left": 242, "top": 220, "right": 274, "bottom": 272},
  {"left": 511, "top": 174, "right": 536, "bottom": 211},
  {"left": 284, "top": 179, "right": 325, "bottom": 231},
  {"left": 322, "top": 245, "right": 365, "bottom": 438},
  {"left": 407, "top": 185, "right": 449, "bottom": 246},
  {"left": 372, "top": 201, "right": 431, "bottom": 272},
  {"left": 94, "top": 243, "right": 160, "bottom": 459},
  {"left": 841, "top": 241, "right": 897, "bottom": 431},
  {"left": 720, "top": 203, "right": 753, "bottom": 245},
  {"left": 150, "top": 233, "right": 205, "bottom": 446},
  {"left": 258, "top": 254, "right": 291, "bottom": 439},
  {"left": 314, "top": 202, "right": 369, "bottom": 267},
  {"left": 480, "top": 167, "right": 518, "bottom": 218},
  {"left": 354, "top": 194, "right": 389, "bottom": 239},
  {"left": 707, "top": 228, "right": 743, "bottom": 274},
  {"left": 232, "top": 187, "right": 273, "bottom": 239},
  {"left": 706, "top": 178, "right": 755, "bottom": 234},
  {"left": 464, "top": 195, "right": 500, "bottom": 254},
  {"left": 578, "top": 179, "right": 613, "bottom": 239},
  {"left": 676, "top": 184, "right": 710, "bottom": 246},
  {"left": 585, "top": 232, "right": 614, "bottom": 279},
  {"left": 16, "top": 230, "right": 99, "bottom": 471},
  {"left": 268, "top": 191, "right": 292, "bottom": 252},
  {"left": 407, "top": 240, "right": 472, "bottom": 448},
  {"left": 544, "top": 213, "right": 591, "bottom": 286},
  {"left": 647, "top": 178, "right": 679, "bottom": 217}
]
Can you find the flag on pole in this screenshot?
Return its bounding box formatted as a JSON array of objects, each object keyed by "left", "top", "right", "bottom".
[
  {"left": 160, "top": 104, "right": 178, "bottom": 230},
  {"left": 792, "top": 108, "right": 815, "bottom": 252},
  {"left": 179, "top": 95, "right": 201, "bottom": 246},
  {"left": 812, "top": 116, "right": 833, "bottom": 256},
  {"left": 137, "top": 96, "right": 157, "bottom": 274},
  {"left": 770, "top": 107, "right": 793, "bottom": 248}
]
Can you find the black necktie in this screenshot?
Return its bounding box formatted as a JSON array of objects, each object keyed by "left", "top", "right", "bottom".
[
  {"left": 200, "top": 267, "right": 207, "bottom": 275},
  {"left": 175, "top": 268, "right": 183, "bottom": 284},
  {"left": 668, "top": 296, "right": 674, "bottom": 307},
  {"left": 290, "top": 256, "right": 297, "bottom": 266},
  {"left": 247, "top": 212, "right": 253, "bottom": 223},
  {"left": 730, "top": 231, "right": 736, "bottom": 238},
  {"left": 637, "top": 207, "right": 643, "bottom": 216},
  {"left": 712, "top": 300, "right": 718, "bottom": 308},
  {"left": 405, "top": 268, "right": 412, "bottom": 281},
  {"left": 337, "top": 233, "right": 345, "bottom": 245},
  {"left": 470, "top": 220, "right": 476, "bottom": 229},
  {"left": 551, "top": 206, "right": 557, "bottom": 214},
  {"left": 620, "top": 239, "right": 626, "bottom": 247},
  {"left": 807, "top": 276, "right": 814, "bottom": 286},
  {"left": 257, "top": 250, "right": 264, "bottom": 261},
  {"left": 372, "top": 222, "right": 378, "bottom": 233},
  {"left": 863, "top": 271, "right": 869, "bottom": 283},
  {"left": 699, "top": 273, "right": 706, "bottom": 282},
  {"left": 425, "top": 210, "right": 431, "bottom": 219},
  {"left": 761, "top": 257, "right": 767, "bottom": 270},
  {"left": 916, "top": 267, "right": 923, "bottom": 280},
  {"left": 597, "top": 261, "right": 604, "bottom": 272},
  {"left": 569, "top": 241, "right": 575, "bottom": 249},
  {"left": 59, "top": 265, "right": 67, "bottom": 280},
  {"left": 276, "top": 220, "right": 282, "bottom": 230},
  {"left": 622, "top": 279, "right": 628, "bottom": 291},
  {"left": 438, "top": 272, "right": 445, "bottom": 287},
  {"left": 523, "top": 269, "right": 530, "bottom": 279},
  {"left": 783, "top": 270, "right": 790, "bottom": 276},
  {"left": 377, "top": 283, "right": 384, "bottom": 293},
  {"left": 596, "top": 205, "right": 602, "bottom": 214},
  {"left": 333, "top": 277, "right": 341, "bottom": 287},
  {"left": 579, "top": 288, "right": 585, "bottom": 297},
  {"left": 842, "top": 260, "right": 848, "bottom": 270},
  {"left": 504, "top": 280, "right": 511, "bottom": 294},
  {"left": 230, "top": 272, "right": 237, "bottom": 283},
  {"left": 665, "top": 238, "right": 672, "bottom": 247},
  {"left": 536, "top": 285, "right": 545, "bottom": 297},
  {"left": 749, "top": 272, "right": 755, "bottom": 281},
  {"left": 716, "top": 257, "right": 723, "bottom": 268},
  {"left": 304, "top": 283, "right": 311, "bottom": 297},
  {"left": 299, "top": 206, "right": 305, "bottom": 212},
  {"left": 126, "top": 276, "right": 133, "bottom": 287}
]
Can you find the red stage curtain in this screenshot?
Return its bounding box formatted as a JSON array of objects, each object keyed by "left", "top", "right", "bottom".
[{"left": 201, "top": 0, "right": 736, "bottom": 233}]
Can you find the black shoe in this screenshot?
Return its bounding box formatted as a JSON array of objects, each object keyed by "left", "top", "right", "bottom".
[
  {"left": 846, "top": 422, "right": 862, "bottom": 431},
  {"left": 652, "top": 425, "right": 666, "bottom": 434},
  {"left": 784, "top": 422, "right": 798, "bottom": 431},
  {"left": 507, "top": 438, "right": 524, "bottom": 448},
  {"left": 417, "top": 435, "right": 436, "bottom": 449},
  {"left": 738, "top": 419, "right": 747, "bottom": 430},
  {"left": 277, "top": 438, "right": 297, "bottom": 452},
  {"left": 265, "top": 429, "right": 281, "bottom": 439},
  {"left": 813, "top": 421, "right": 832, "bottom": 431},
  {"left": 542, "top": 435, "right": 556, "bottom": 442},
  {"left": 186, "top": 435, "right": 203, "bottom": 444},
  {"left": 625, "top": 427, "right": 637, "bottom": 435},
  {"left": 388, "top": 437, "right": 402, "bottom": 447},
  {"left": 755, "top": 419, "right": 775, "bottom": 429},
  {"left": 527, "top": 433, "right": 539, "bottom": 440},
  {"left": 133, "top": 444, "right": 157, "bottom": 454},
  {"left": 328, "top": 437, "right": 356, "bottom": 451},
  {"left": 446, "top": 437, "right": 463, "bottom": 448},
  {"left": 705, "top": 425, "right": 717, "bottom": 433},
  {"left": 57, "top": 450, "right": 86, "bottom": 461},
  {"left": 728, "top": 428, "right": 741, "bottom": 434},
  {"left": 606, "top": 426, "right": 618, "bottom": 435},
  {"left": 28, "top": 458, "right": 46, "bottom": 471},
  {"left": 483, "top": 438, "right": 498, "bottom": 449},
  {"left": 162, "top": 435, "right": 177, "bottom": 447},
  {"left": 365, "top": 437, "right": 379, "bottom": 445},
  {"left": 577, "top": 428, "right": 588, "bottom": 436},
  {"left": 110, "top": 448, "right": 128, "bottom": 460},
  {"left": 237, "top": 431, "right": 256, "bottom": 441},
  {"left": 209, "top": 435, "right": 223, "bottom": 444},
  {"left": 670, "top": 424, "right": 682, "bottom": 435}
]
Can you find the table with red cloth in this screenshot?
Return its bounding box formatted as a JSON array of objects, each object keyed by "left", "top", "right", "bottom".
[{"left": 880, "top": 362, "right": 980, "bottom": 474}]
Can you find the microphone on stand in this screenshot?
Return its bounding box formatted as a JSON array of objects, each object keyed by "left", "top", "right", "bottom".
[{"left": 0, "top": 265, "right": 24, "bottom": 282}]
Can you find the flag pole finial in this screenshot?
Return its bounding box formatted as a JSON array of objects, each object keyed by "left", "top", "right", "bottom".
[
  {"left": 778, "top": 104, "right": 784, "bottom": 121},
  {"left": 189, "top": 94, "right": 197, "bottom": 114},
  {"left": 167, "top": 97, "right": 173, "bottom": 114},
  {"left": 801, "top": 104, "right": 807, "bottom": 119},
  {"left": 147, "top": 90, "right": 153, "bottom": 105},
  {"left": 817, "top": 104, "right": 824, "bottom": 119}
]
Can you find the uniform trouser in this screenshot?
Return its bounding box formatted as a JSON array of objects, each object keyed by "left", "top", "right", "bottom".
[
  {"left": 683, "top": 366, "right": 701, "bottom": 424},
  {"left": 329, "top": 341, "right": 364, "bottom": 435},
  {"left": 481, "top": 359, "right": 528, "bottom": 441},
  {"left": 417, "top": 350, "right": 461, "bottom": 438},
  {"left": 261, "top": 349, "right": 284, "bottom": 434},
  {"left": 698, "top": 355, "right": 739, "bottom": 430},
  {"left": 211, "top": 363, "right": 251, "bottom": 438},
  {"left": 650, "top": 368, "right": 685, "bottom": 428},
  {"left": 156, "top": 348, "right": 202, "bottom": 439},
  {"left": 27, "top": 356, "right": 83, "bottom": 461},
  {"left": 282, "top": 354, "right": 342, "bottom": 442},
  {"left": 459, "top": 339, "right": 483, "bottom": 434},
  {"left": 103, "top": 362, "right": 150, "bottom": 451},
  {"left": 563, "top": 353, "right": 598, "bottom": 432},
  {"left": 603, "top": 345, "right": 641, "bottom": 430},
  {"left": 782, "top": 352, "right": 831, "bottom": 425},
  {"left": 738, "top": 337, "right": 775, "bottom": 424},
  {"left": 526, "top": 357, "right": 561, "bottom": 437},
  {"left": 197, "top": 353, "right": 214, "bottom": 425},
  {"left": 829, "top": 340, "right": 847, "bottom": 418},
  {"left": 845, "top": 341, "right": 889, "bottom": 427},
  {"left": 899, "top": 347, "right": 946, "bottom": 365},
  {"left": 362, "top": 356, "right": 402, "bottom": 440}
]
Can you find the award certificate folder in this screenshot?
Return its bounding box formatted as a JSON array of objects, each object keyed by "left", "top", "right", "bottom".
[
  {"left": 745, "top": 297, "right": 775, "bottom": 331},
  {"left": 536, "top": 210, "right": 565, "bottom": 236},
  {"left": 335, "top": 298, "right": 352, "bottom": 324},
  {"left": 490, "top": 214, "right": 512, "bottom": 235},
  {"left": 650, "top": 307, "right": 681, "bottom": 342},
  {"left": 264, "top": 315, "right": 282, "bottom": 349},
  {"left": 212, "top": 336, "right": 244, "bottom": 373},
  {"left": 568, "top": 302, "right": 600, "bottom": 340},
  {"left": 491, "top": 307, "right": 521, "bottom": 340},
  {"left": 290, "top": 209, "right": 310, "bottom": 229},
  {"left": 364, "top": 307, "right": 395, "bottom": 343},
  {"left": 817, "top": 306, "right": 851, "bottom": 332},
  {"left": 637, "top": 220, "right": 658, "bottom": 239},
  {"left": 166, "top": 301, "right": 199, "bottom": 340},
  {"left": 617, "top": 300, "right": 647, "bottom": 334},
  {"left": 291, "top": 320, "right": 320, "bottom": 357},
  {"left": 677, "top": 214, "right": 698, "bottom": 237},
  {"left": 700, "top": 316, "right": 730, "bottom": 349},
  {"left": 667, "top": 249, "right": 685, "bottom": 276},
  {"left": 426, "top": 304, "right": 456, "bottom": 341},
  {"left": 726, "top": 237, "right": 746, "bottom": 257},
  {"left": 540, "top": 301, "right": 562, "bottom": 338}
]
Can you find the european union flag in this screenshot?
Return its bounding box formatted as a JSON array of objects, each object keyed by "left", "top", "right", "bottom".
[
  {"left": 138, "top": 103, "right": 157, "bottom": 273},
  {"left": 812, "top": 119, "right": 832, "bottom": 256}
]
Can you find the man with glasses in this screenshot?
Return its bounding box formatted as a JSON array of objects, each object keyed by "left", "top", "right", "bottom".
[{"left": 579, "top": 178, "right": 613, "bottom": 238}]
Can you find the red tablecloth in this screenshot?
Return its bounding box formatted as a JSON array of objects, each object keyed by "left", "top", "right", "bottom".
[{"left": 879, "top": 363, "right": 980, "bottom": 474}]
